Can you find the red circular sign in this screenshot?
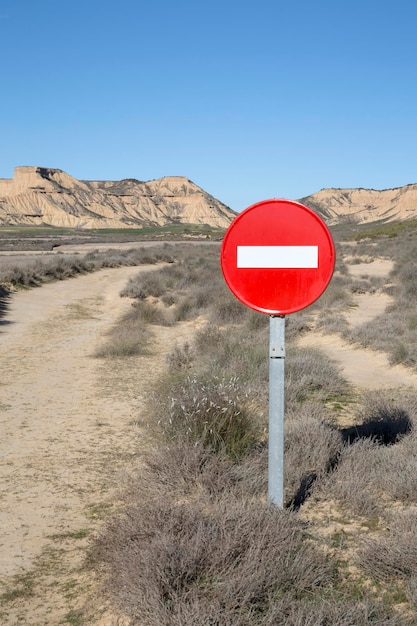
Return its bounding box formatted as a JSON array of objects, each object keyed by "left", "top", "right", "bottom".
[{"left": 221, "top": 199, "right": 335, "bottom": 315}]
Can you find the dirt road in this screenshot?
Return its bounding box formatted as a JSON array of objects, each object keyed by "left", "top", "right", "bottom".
[
  {"left": 298, "top": 259, "right": 417, "bottom": 390},
  {"left": 0, "top": 265, "right": 196, "bottom": 625}
]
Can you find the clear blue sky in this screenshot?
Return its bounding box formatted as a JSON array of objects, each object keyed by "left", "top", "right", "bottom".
[{"left": 1, "top": 0, "right": 416, "bottom": 212}]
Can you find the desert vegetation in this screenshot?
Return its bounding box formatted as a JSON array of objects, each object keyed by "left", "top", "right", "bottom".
[
  {"left": 0, "top": 246, "right": 174, "bottom": 295},
  {"left": 344, "top": 237, "right": 417, "bottom": 367},
  {"left": 89, "top": 238, "right": 417, "bottom": 624}
]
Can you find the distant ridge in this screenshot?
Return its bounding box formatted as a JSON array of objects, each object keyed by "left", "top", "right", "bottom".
[
  {"left": 1, "top": 167, "right": 416, "bottom": 229},
  {"left": 0, "top": 166, "right": 236, "bottom": 229},
  {"left": 300, "top": 183, "right": 417, "bottom": 224}
]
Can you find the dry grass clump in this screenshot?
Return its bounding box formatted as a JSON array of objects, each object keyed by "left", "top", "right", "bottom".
[
  {"left": 0, "top": 246, "right": 173, "bottom": 292},
  {"left": 382, "top": 433, "right": 417, "bottom": 503},
  {"left": 357, "top": 509, "right": 417, "bottom": 583},
  {"left": 92, "top": 438, "right": 407, "bottom": 625},
  {"left": 92, "top": 495, "right": 340, "bottom": 626},
  {"left": 312, "top": 390, "right": 417, "bottom": 515},
  {"left": 148, "top": 374, "right": 257, "bottom": 460},
  {"left": 119, "top": 246, "right": 226, "bottom": 324},
  {"left": 128, "top": 299, "right": 175, "bottom": 326},
  {"left": 284, "top": 407, "right": 344, "bottom": 508},
  {"left": 316, "top": 438, "right": 385, "bottom": 517},
  {"left": 166, "top": 342, "right": 194, "bottom": 370},
  {"left": 285, "top": 346, "right": 349, "bottom": 408},
  {"left": 343, "top": 390, "right": 413, "bottom": 445},
  {"left": 94, "top": 304, "right": 152, "bottom": 358}
]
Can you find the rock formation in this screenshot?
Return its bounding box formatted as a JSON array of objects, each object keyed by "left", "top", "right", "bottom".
[
  {"left": 300, "top": 184, "right": 417, "bottom": 224},
  {"left": 2, "top": 167, "right": 417, "bottom": 228},
  {"left": 0, "top": 167, "right": 236, "bottom": 229}
]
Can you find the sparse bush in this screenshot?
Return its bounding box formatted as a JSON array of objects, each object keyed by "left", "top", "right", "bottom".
[
  {"left": 129, "top": 300, "right": 174, "bottom": 326},
  {"left": 285, "top": 347, "right": 348, "bottom": 408},
  {"left": 91, "top": 496, "right": 337, "bottom": 626},
  {"left": 382, "top": 433, "right": 417, "bottom": 503},
  {"left": 166, "top": 342, "right": 194, "bottom": 370},
  {"left": 357, "top": 510, "right": 417, "bottom": 582},
  {"left": 210, "top": 294, "right": 248, "bottom": 324},
  {"left": 315, "top": 438, "right": 383, "bottom": 516},
  {"left": 284, "top": 408, "right": 343, "bottom": 507},
  {"left": 194, "top": 324, "right": 225, "bottom": 353},
  {"left": 0, "top": 246, "right": 174, "bottom": 291},
  {"left": 344, "top": 390, "right": 414, "bottom": 445},
  {"left": 126, "top": 442, "right": 239, "bottom": 502},
  {"left": 94, "top": 306, "right": 151, "bottom": 358},
  {"left": 120, "top": 273, "right": 165, "bottom": 299},
  {"left": 94, "top": 326, "right": 150, "bottom": 358},
  {"left": 149, "top": 374, "right": 256, "bottom": 460}
]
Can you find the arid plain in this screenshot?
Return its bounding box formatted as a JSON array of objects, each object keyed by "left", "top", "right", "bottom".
[{"left": 1, "top": 228, "right": 417, "bottom": 624}]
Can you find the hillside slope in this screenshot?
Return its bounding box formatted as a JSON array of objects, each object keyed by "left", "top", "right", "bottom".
[
  {"left": 300, "top": 184, "right": 417, "bottom": 224},
  {"left": 0, "top": 167, "right": 236, "bottom": 229}
]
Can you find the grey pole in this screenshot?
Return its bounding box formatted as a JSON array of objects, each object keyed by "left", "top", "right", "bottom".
[{"left": 268, "top": 315, "right": 285, "bottom": 507}]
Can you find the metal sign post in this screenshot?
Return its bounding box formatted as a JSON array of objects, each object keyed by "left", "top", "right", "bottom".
[
  {"left": 268, "top": 315, "right": 285, "bottom": 507},
  {"left": 220, "top": 199, "right": 335, "bottom": 508}
]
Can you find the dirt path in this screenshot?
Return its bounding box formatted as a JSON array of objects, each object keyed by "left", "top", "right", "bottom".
[
  {"left": 0, "top": 265, "right": 197, "bottom": 625},
  {"left": 298, "top": 259, "right": 417, "bottom": 390}
]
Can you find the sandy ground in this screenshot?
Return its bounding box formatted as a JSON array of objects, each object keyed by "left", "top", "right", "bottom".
[
  {"left": 0, "top": 265, "right": 198, "bottom": 625},
  {"left": 298, "top": 259, "right": 417, "bottom": 390},
  {"left": 0, "top": 254, "right": 415, "bottom": 624}
]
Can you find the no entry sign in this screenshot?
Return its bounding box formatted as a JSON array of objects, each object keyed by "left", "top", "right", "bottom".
[
  {"left": 221, "top": 199, "right": 335, "bottom": 315},
  {"left": 220, "top": 198, "right": 335, "bottom": 507}
]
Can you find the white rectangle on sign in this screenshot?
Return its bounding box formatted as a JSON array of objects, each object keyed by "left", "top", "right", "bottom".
[{"left": 237, "top": 246, "right": 318, "bottom": 269}]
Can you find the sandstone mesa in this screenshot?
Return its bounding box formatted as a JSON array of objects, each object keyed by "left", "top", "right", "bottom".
[
  {"left": 301, "top": 183, "right": 417, "bottom": 225},
  {"left": 0, "top": 166, "right": 236, "bottom": 229},
  {"left": 1, "top": 166, "right": 417, "bottom": 228}
]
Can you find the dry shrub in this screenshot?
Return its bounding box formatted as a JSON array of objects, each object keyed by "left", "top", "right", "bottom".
[
  {"left": 194, "top": 324, "right": 225, "bottom": 353},
  {"left": 382, "top": 434, "right": 417, "bottom": 503},
  {"left": 94, "top": 305, "right": 152, "bottom": 358},
  {"left": 263, "top": 596, "right": 405, "bottom": 626},
  {"left": 129, "top": 300, "right": 174, "bottom": 326},
  {"left": 245, "top": 309, "right": 269, "bottom": 331},
  {"left": 343, "top": 390, "right": 414, "bottom": 445},
  {"left": 324, "top": 390, "right": 417, "bottom": 508},
  {"left": 94, "top": 325, "right": 150, "bottom": 358},
  {"left": 210, "top": 295, "right": 248, "bottom": 324},
  {"left": 91, "top": 496, "right": 335, "bottom": 626},
  {"left": 285, "top": 347, "right": 348, "bottom": 408},
  {"left": 131, "top": 441, "right": 239, "bottom": 501},
  {"left": 149, "top": 374, "right": 257, "bottom": 460},
  {"left": 357, "top": 510, "right": 417, "bottom": 582},
  {"left": 204, "top": 325, "right": 268, "bottom": 374},
  {"left": 166, "top": 342, "right": 194, "bottom": 370},
  {"left": 284, "top": 407, "right": 343, "bottom": 507},
  {"left": 119, "top": 253, "right": 223, "bottom": 323},
  {"left": 120, "top": 273, "right": 165, "bottom": 299},
  {"left": 406, "top": 576, "right": 417, "bottom": 607},
  {"left": 0, "top": 246, "right": 173, "bottom": 290},
  {"left": 316, "top": 438, "right": 384, "bottom": 516},
  {"left": 129, "top": 439, "right": 269, "bottom": 506}
]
